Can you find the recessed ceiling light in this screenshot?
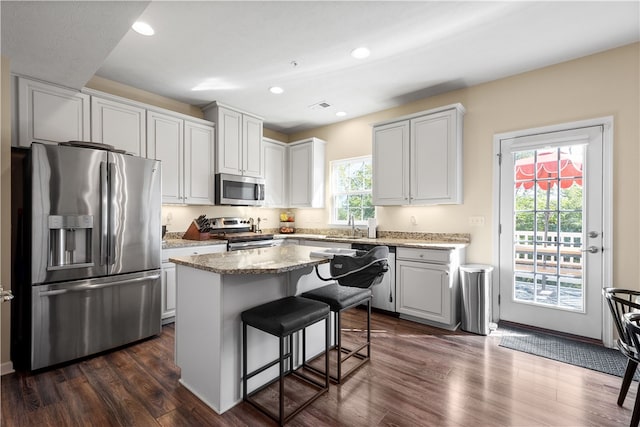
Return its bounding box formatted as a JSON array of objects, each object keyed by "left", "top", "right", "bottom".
[
  {"left": 351, "top": 47, "right": 370, "bottom": 59},
  {"left": 336, "top": 111, "right": 347, "bottom": 117},
  {"left": 132, "top": 21, "right": 154, "bottom": 36},
  {"left": 269, "top": 86, "right": 284, "bottom": 94}
]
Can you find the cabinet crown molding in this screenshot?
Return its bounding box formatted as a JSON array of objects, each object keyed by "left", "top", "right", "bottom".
[
  {"left": 372, "top": 103, "right": 465, "bottom": 128},
  {"left": 201, "top": 100, "right": 264, "bottom": 120}
]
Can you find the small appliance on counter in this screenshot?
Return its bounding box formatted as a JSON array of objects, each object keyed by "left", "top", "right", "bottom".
[
  {"left": 279, "top": 211, "right": 295, "bottom": 234},
  {"left": 368, "top": 218, "right": 377, "bottom": 238}
]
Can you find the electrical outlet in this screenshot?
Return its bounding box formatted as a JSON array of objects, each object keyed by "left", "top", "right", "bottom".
[
  {"left": 468, "top": 216, "right": 485, "bottom": 226},
  {"left": 410, "top": 216, "right": 417, "bottom": 225}
]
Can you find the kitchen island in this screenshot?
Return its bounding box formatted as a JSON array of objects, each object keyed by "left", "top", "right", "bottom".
[{"left": 169, "top": 245, "right": 331, "bottom": 414}]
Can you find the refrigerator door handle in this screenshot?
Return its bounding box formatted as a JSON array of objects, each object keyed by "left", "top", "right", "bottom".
[
  {"left": 100, "top": 161, "right": 109, "bottom": 266},
  {"left": 108, "top": 162, "right": 116, "bottom": 266},
  {"left": 38, "top": 274, "right": 161, "bottom": 296}
]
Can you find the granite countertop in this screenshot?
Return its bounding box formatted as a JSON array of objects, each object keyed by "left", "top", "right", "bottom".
[
  {"left": 163, "top": 238, "right": 228, "bottom": 250},
  {"left": 169, "top": 245, "right": 330, "bottom": 275},
  {"left": 163, "top": 229, "right": 470, "bottom": 250},
  {"left": 278, "top": 234, "right": 467, "bottom": 250}
]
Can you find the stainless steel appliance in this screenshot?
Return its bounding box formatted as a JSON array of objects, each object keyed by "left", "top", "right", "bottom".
[
  {"left": 11, "top": 142, "right": 162, "bottom": 370},
  {"left": 214, "top": 173, "right": 265, "bottom": 206},
  {"left": 208, "top": 217, "right": 282, "bottom": 251}
]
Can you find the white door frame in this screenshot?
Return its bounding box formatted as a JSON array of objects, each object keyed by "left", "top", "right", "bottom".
[{"left": 492, "top": 116, "right": 614, "bottom": 346}]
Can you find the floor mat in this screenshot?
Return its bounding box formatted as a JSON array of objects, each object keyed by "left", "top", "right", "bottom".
[{"left": 497, "top": 323, "right": 639, "bottom": 380}]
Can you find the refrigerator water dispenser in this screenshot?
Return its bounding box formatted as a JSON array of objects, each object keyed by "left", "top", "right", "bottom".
[{"left": 48, "top": 215, "right": 94, "bottom": 269}]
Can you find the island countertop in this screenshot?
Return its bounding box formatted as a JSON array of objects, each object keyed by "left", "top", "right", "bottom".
[{"left": 169, "top": 244, "right": 330, "bottom": 275}]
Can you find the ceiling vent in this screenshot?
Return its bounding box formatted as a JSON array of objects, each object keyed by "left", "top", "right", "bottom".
[{"left": 308, "top": 101, "right": 331, "bottom": 110}]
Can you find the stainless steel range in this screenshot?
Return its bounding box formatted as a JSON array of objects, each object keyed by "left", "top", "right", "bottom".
[{"left": 208, "top": 217, "right": 282, "bottom": 251}]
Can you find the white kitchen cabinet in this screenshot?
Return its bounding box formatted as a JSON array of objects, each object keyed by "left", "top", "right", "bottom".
[
  {"left": 148, "top": 110, "right": 184, "bottom": 204},
  {"left": 184, "top": 121, "right": 215, "bottom": 204},
  {"left": 161, "top": 262, "right": 177, "bottom": 323},
  {"left": 161, "top": 243, "right": 226, "bottom": 322},
  {"left": 148, "top": 110, "right": 215, "bottom": 205},
  {"left": 203, "top": 102, "right": 263, "bottom": 178},
  {"left": 263, "top": 138, "right": 288, "bottom": 207},
  {"left": 90, "top": 95, "right": 146, "bottom": 156},
  {"left": 396, "top": 247, "right": 464, "bottom": 330},
  {"left": 288, "top": 137, "right": 326, "bottom": 208},
  {"left": 372, "top": 121, "right": 409, "bottom": 205},
  {"left": 16, "top": 76, "right": 90, "bottom": 147},
  {"left": 372, "top": 103, "right": 464, "bottom": 205}
]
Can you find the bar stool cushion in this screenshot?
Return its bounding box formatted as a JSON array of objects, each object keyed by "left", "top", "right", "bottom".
[
  {"left": 241, "top": 296, "right": 330, "bottom": 337},
  {"left": 301, "top": 283, "right": 372, "bottom": 312}
]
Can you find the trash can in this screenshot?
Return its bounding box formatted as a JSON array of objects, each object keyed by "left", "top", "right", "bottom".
[{"left": 460, "top": 264, "right": 494, "bottom": 335}]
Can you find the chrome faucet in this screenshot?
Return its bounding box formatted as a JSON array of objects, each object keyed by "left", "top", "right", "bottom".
[{"left": 348, "top": 214, "right": 355, "bottom": 237}]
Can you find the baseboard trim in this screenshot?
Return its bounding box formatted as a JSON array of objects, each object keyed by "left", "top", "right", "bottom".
[{"left": 1, "top": 361, "right": 15, "bottom": 376}]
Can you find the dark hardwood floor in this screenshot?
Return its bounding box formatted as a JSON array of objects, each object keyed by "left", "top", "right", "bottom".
[{"left": 1, "top": 310, "right": 634, "bottom": 426}]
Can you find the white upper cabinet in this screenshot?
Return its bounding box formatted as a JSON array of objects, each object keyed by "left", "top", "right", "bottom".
[
  {"left": 148, "top": 111, "right": 184, "bottom": 204},
  {"left": 203, "top": 102, "right": 264, "bottom": 178},
  {"left": 372, "top": 121, "right": 410, "bottom": 205},
  {"left": 243, "top": 114, "right": 263, "bottom": 177},
  {"left": 289, "top": 137, "right": 325, "bottom": 208},
  {"left": 17, "top": 76, "right": 90, "bottom": 147},
  {"left": 184, "top": 121, "right": 215, "bottom": 205},
  {"left": 147, "top": 110, "right": 215, "bottom": 205},
  {"left": 90, "top": 95, "right": 146, "bottom": 156},
  {"left": 263, "top": 138, "right": 288, "bottom": 207},
  {"left": 372, "top": 104, "right": 464, "bottom": 205}
]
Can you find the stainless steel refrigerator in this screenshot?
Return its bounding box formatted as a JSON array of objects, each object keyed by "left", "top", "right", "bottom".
[{"left": 12, "top": 142, "right": 162, "bottom": 370}]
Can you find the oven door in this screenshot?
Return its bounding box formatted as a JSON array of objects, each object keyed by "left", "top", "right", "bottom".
[{"left": 227, "top": 239, "right": 283, "bottom": 251}]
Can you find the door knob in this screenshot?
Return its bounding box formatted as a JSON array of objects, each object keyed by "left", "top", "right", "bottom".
[
  {"left": 581, "top": 246, "right": 599, "bottom": 254},
  {"left": 1, "top": 288, "right": 14, "bottom": 302}
]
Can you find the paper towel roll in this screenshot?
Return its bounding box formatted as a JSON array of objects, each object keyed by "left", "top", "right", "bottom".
[{"left": 368, "top": 218, "right": 377, "bottom": 238}]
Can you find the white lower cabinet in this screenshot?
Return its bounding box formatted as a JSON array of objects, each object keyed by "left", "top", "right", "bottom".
[
  {"left": 161, "top": 262, "right": 177, "bottom": 322},
  {"left": 396, "top": 247, "right": 464, "bottom": 330},
  {"left": 161, "top": 244, "right": 226, "bottom": 322}
]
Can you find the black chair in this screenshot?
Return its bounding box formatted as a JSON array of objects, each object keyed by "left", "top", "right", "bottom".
[
  {"left": 241, "top": 296, "right": 330, "bottom": 426},
  {"left": 623, "top": 312, "right": 640, "bottom": 427},
  {"left": 301, "top": 246, "right": 389, "bottom": 383},
  {"left": 603, "top": 288, "right": 640, "bottom": 413}
]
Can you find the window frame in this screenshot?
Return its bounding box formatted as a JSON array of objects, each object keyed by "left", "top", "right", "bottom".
[{"left": 330, "top": 155, "right": 375, "bottom": 226}]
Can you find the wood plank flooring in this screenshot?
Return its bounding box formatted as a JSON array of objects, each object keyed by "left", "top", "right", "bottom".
[{"left": 1, "top": 310, "right": 635, "bottom": 426}]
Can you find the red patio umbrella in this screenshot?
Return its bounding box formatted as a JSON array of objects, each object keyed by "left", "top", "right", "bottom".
[{"left": 515, "top": 149, "right": 582, "bottom": 190}]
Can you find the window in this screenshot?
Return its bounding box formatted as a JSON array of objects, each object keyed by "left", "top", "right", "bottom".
[{"left": 331, "top": 156, "right": 374, "bottom": 224}]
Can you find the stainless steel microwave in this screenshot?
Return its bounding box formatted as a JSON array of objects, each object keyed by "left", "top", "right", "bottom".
[{"left": 215, "top": 173, "right": 265, "bottom": 206}]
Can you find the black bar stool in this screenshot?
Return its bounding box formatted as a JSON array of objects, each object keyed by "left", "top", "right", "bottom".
[
  {"left": 241, "top": 296, "right": 330, "bottom": 426},
  {"left": 301, "top": 246, "right": 389, "bottom": 383}
]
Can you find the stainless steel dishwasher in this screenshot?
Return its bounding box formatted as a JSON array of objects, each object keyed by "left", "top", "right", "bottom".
[{"left": 352, "top": 243, "right": 396, "bottom": 312}]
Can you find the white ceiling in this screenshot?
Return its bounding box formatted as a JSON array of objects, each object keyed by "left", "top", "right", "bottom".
[{"left": 2, "top": 1, "right": 639, "bottom": 134}]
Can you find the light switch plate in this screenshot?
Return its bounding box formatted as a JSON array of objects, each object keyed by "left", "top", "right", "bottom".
[{"left": 468, "top": 216, "right": 485, "bottom": 226}]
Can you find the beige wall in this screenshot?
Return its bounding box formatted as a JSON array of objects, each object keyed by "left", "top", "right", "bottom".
[
  {"left": 289, "top": 43, "right": 640, "bottom": 286},
  {"left": 1, "top": 55, "right": 12, "bottom": 368},
  {"left": 86, "top": 75, "right": 205, "bottom": 119}
]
